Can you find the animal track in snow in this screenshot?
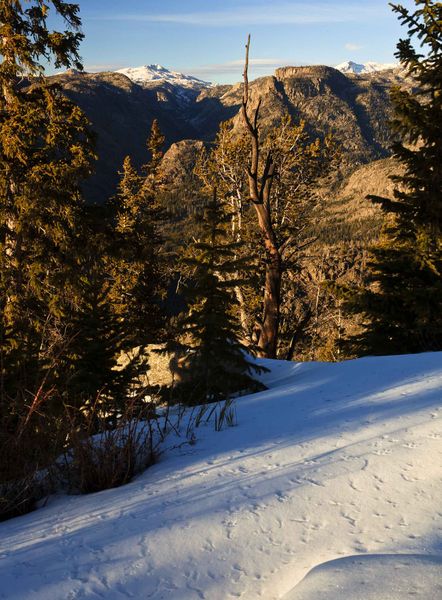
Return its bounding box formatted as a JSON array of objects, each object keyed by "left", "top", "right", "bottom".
[{"left": 340, "top": 512, "right": 357, "bottom": 527}]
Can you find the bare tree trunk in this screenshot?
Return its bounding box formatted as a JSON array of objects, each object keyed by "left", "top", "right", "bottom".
[
  {"left": 241, "top": 35, "right": 282, "bottom": 358},
  {"left": 260, "top": 245, "right": 281, "bottom": 357},
  {"left": 234, "top": 285, "right": 250, "bottom": 338}
]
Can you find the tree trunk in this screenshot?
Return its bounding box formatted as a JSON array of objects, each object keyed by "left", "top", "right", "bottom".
[
  {"left": 259, "top": 245, "right": 281, "bottom": 357},
  {"left": 241, "top": 35, "right": 282, "bottom": 359}
]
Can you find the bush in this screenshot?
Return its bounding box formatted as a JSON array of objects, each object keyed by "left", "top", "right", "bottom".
[
  {"left": 0, "top": 430, "right": 54, "bottom": 522},
  {"left": 0, "top": 385, "right": 160, "bottom": 519},
  {"left": 0, "top": 475, "right": 41, "bottom": 523},
  {"left": 58, "top": 397, "right": 158, "bottom": 495}
]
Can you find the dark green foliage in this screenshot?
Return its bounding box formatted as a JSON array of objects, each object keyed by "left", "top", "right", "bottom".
[
  {"left": 172, "top": 192, "right": 266, "bottom": 405},
  {"left": 0, "top": 0, "right": 94, "bottom": 411},
  {"left": 0, "top": 84, "right": 96, "bottom": 411},
  {"left": 65, "top": 121, "right": 168, "bottom": 411},
  {"left": 342, "top": 0, "right": 442, "bottom": 354},
  {"left": 108, "top": 121, "right": 165, "bottom": 350},
  {"left": 0, "top": 1, "right": 97, "bottom": 512},
  {"left": 66, "top": 253, "right": 129, "bottom": 410},
  {"left": 0, "top": 1, "right": 167, "bottom": 517}
]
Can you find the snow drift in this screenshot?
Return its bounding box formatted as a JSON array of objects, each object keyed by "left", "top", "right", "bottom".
[{"left": 1, "top": 353, "right": 441, "bottom": 599}]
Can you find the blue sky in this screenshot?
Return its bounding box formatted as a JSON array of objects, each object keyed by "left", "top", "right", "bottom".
[{"left": 58, "top": 0, "right": 412, "bottom": 83}]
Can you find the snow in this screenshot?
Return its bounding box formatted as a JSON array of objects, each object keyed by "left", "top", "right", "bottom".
[
  {"left": 1, "top": 353, "right": 441, "bottom": 599},
  {"left": 283, "top": 554, "right": 442, "bottom": 599},
  {"left": 115, "top": 64, "right": 211, "bottom": 90},
  {"left": 336, "top": 60, "right": 398, "bottom": 74}
]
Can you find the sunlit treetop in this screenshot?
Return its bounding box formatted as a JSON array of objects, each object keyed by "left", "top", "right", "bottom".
[{"left": 0, "top": 0, "right": 83, "bottom": 89}]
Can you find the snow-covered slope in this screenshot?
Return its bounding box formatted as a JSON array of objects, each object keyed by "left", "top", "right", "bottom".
[
  {"left": 336, "top": 60, "right": 398, "bottom": 74},
  {"left": 1, "top": 353, "right": 441, "bottom": 599},
  {"left": 284, "top": 554, "right": 442, "bottom": 599},
  {"left": 115, "top": 64, "right": 211, "bottom": 89}
]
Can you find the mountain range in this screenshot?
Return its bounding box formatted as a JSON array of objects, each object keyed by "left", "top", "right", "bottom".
[
  {"left": 115, "top": 64, "right": 211, "bottom": 90},
  {"left": 52, "top": 62, "right": 409, "bottom": 201},
  {"left": 335, "top": 60, "right": 398, "bottom": 74},
  {"left": 112, "top": 61, "right": 400, "bottom": 88}
]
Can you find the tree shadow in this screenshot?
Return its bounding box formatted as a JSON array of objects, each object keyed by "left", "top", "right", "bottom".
[{"left": 1, "top": 352, "right": 441, "bottom": 599}]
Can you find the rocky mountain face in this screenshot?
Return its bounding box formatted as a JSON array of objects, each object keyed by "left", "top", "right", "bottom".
[
  {"left": 210, "top": 66, "right": 397, "bottom": 163},
  {"left": 53, "top": 70, "right": 204, "bottom": 201},
  {"left": 52, "top": 65, "right": 410, "bottom": 202}
]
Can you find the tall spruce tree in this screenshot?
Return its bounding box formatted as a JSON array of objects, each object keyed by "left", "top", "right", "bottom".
[
  {"left": 173, "top": 191, "right": 265, "bottom": 406},
  {"left": 0, "top": 2, "right": 95, "bottom": 412},
  {"left": 63, "top": 205, "right": 133, "bottom": 412},
  {"left": 109, "top": 120, "right": 165, "bottom": 351},
  {"left": 342, "top": 0, "right": 442, "bottom": 354},
  {"left": 66, "top": 119, "right": 167, "bottom": 411}
]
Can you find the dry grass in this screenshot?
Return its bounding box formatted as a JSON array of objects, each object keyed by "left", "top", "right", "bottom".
[
  {"left": 0, "top": 420, "right": 59, "bottom": 522},
  {"left": 57, "top": 398, "right": 159, "bottom": 495}
]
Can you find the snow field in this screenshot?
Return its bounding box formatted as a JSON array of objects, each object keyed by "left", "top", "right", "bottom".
[{"left": 0, "top": 353, "right": 441, "bottom": 599}]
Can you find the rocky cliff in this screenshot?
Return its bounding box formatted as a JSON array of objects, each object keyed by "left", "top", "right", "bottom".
[{"left": 51, "top": 65, "right": 410, "bottom": 202}]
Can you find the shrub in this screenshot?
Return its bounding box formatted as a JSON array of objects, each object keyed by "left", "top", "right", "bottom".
[
  {"left": 0, "top": 385, "right": 64, "bottom": 522},
  {"left": 0, "top": 475, "right": 41, "bottom": 523},
  {"left": 58, "top": 397, "right": 158, "bottom": 495}
]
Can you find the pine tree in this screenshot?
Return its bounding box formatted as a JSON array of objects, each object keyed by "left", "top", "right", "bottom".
[
  {"left": 146, "top": 118, "right": 166, "bottom": 177},
  {"left": 108, "top": 120, "right": 165, "bottom": 351},
  {"left": 70, "top": 279, "right": 132, "bottom": 412},
  {"left": 173, "top": 191, "right": 265, "bottom": 406},
  {"left": 64, "top": 119, "right": 167, "bottom": 414},
  {"left": 0, "top": 1, "right": 83, "bottom": 105},
  {"left": 59, "top": 204, "right": 133, "bottom": 413},
  {"left": 342, "top": 0, "right": 442, "bottom": 354},
  {"left": 0, "top": 2, "right": 95, "bottom": 412}
]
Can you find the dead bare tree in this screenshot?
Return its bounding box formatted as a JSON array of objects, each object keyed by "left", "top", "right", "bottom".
[{"left": 241, "top": 35, "right": 282, "bottom": 358}]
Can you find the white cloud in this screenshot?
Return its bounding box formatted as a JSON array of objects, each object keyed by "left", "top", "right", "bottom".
[
  {"left": 345, "top": 43, "right": 363, "bottom": 51},
  {"left": 95, "top": 3, "right": 385, "bottom": 27}
]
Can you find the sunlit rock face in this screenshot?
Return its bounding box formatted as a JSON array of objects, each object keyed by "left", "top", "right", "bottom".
[{"left": 49, "top": 63, "right": 410, "bottom": 201}]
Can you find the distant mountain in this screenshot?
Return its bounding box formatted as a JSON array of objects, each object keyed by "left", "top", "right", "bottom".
[
  {"left": 51, "top": 64, "right": 410, "bottom": 201},
  {"left": 336, "top": 60, "right": 398, "bottom": 74},
  {"left": 115, "top": 64, "right": 211, "bottom": 90}
]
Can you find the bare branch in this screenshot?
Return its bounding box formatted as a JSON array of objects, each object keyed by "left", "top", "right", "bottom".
[
  {"left": 260, "top": 153, "right": 275, "bottom": 206},
  {"left": 253, "top": 99, "right": 262, "bottom": 130},
  {"left": 243, "top": 34, "right": 251, "bottom": 109}
]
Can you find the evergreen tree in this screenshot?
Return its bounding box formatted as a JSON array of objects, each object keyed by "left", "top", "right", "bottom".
[
  {"left": 173, "top": 191, "right": 265, "bottom": 406},
  {"left": 65, "top": 119, "right": 167, "bottom": 414},
  {"left": 1, "top": 85, "right": 95, "bottom": 393},
  {"left": 146, "top": 118, "right": 166, "bottom": 177},
  {"left": 342, "top": 0, "right": 442, "bottom": 354},
  {"left": 63, "top": 205, "right": 134, "bottom": 413},
  {"left": 108, "top": 120, "right": 165, "bottom": 351},
  {"left": 0, "top": 1, "right": 83, "bottom": 104},
  {"left": 0, "top": 2, "right": 95, "bottom": 412}
]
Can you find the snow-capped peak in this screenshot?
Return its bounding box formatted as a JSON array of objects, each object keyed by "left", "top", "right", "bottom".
[
  {"left": 115, "top": 64, "right": 211, "bottom": 89},
  {"left": 336, "top": 60, "right": 398, "bottom": 74}
]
